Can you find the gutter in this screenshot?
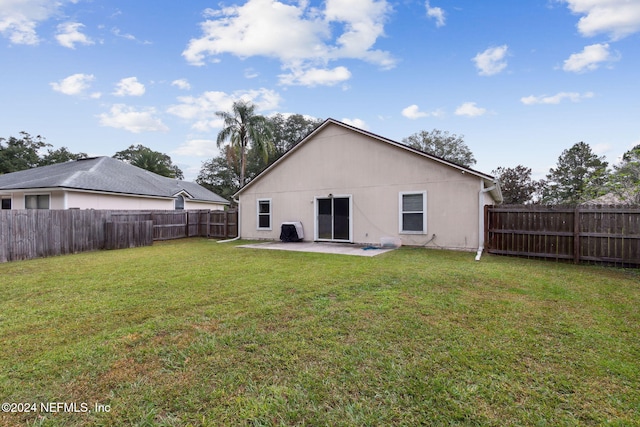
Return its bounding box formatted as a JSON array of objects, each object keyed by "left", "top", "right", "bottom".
[
  {"left": 217, "top": 196, "right": 241, "bottom": 243},
  {"left": 475, "top": 181, "right": 497, "bottom": 261}
]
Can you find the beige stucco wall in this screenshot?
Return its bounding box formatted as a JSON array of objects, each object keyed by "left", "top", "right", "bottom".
[
  {"left": 238, "top": 123, "right": 495, "bottom": 251},
  {"left": 1, "top": 190, "right": 226, "bottom": 211},
  {"left": 66, "top": 191, "right": 174, "bottom": 209},
  {"left": 0, "top": 191, "right": 66, "bottom": 209},
  {"left": 184, "top": 200, "right": 226, "bottom": 211}
]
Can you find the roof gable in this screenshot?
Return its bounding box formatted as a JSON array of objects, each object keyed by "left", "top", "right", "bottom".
[
  {"left": 0, "top": 157, "right": 229, "bottom": 204},
  {"left": 236, "top": 118, "right": 501, "bottom": 201}
]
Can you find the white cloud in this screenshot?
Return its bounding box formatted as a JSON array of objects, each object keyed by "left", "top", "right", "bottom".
[
  {"left": 171, "top": 79, "right": 192, "bottom": 90},
  {"left": 278, "top": 66, "right": 351, "bottom": 86},
  {"left": 520, "top": 91, "right": 594, "bottom": 105},
  {"left": 111, "top": 27, "right": 151, "bottom": 44},
  {"left": 111, "top": 27, "right": 135, "bottom": 41},
  {"left": 167, "top": 88, "right": 281, "bottom": 132},
  {"left": 562, "top": 43, "right": 619, "bottom": 73},
  {"left": 342, "top": 118, "right": 368, "bottom": 129},
  {"left": 173, "top": 138, "right": 219, "bottom": 157},
  {"left": 167, "top": 91, "right": 231, "bottom": 132},
  {"left": 183, "top": 0, "right": 395, "bottom": 87},
  {"left": 97, "top": 104, "right": 169, "bottom": 133},
  {"left": 113, "top": 77, "right": 146, "bottom": 97},
  {"left": 563, "top": 0, "right": 640, "bottom": 40},
  {"left": 56, "top": 22, "right": 93, "bottom": 49},
  {"left": 50, "top": 73, "right": 100, "bottom": 98},
  {"left": 425, "top": 1, "right": 445, "bottom": 27},
  {"left": 183, "top": 1, "right": 327, "bottom": 65},
  {"left": 592, "top": 143, "right": 611, "bottom": 156},
  {"left": 402, "top": 105, "right": 428, "bottom": 119},
  {"left": 324, "top": 0, "right": 394, "bottom": 66},
  {"left": 454, "top": 102, "right": 486, "bottom": 117},
  {"left": 244, "top": 68, "right": 259, "bottom": 79},
  {"left": 472, "top": 45, "right": 509, "bottom": 76},
  {"left": 401, "top": 104, "right": 445, "bottom": 120},
  {"left": 0, "top": 0, "right": 63, "bottom": 45}
]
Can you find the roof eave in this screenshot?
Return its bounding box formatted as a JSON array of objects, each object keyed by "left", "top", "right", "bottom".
[{"left": 480, "top": 177, "right": 503, "bottom": 204}]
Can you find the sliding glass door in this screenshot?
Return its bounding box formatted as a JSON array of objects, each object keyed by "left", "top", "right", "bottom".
[{"left": 316, "top": 196, "right": 351, "bottom": 242}]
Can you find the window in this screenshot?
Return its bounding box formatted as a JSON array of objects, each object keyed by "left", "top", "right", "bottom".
[
  {"left": 399, "top": 191, "right": 426, "bottom": 233},
  {"left": 257, "top": 199, "right": 271, "bottom": 230},
  {"left": 25, "top": 194, "right": 50, "bottom": 210},
  {"left": 174, "top": 195, "right": 185, "bottom": 210},
  {"left": 1, "top": 198, "right": 10, "bottom": 210}
]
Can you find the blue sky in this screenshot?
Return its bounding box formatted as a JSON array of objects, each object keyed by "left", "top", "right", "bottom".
[{"left": 1, "top": 0, "right": 639, "bottom": 181}]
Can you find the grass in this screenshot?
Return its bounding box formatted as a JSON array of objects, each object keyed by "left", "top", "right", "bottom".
[{"left": 0, "top": 238, "right": 638, "bottom": 426}]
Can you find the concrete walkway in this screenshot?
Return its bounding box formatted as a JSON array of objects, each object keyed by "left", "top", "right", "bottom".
[{"left": 237, "top": 241, "right": 396, "bottom": 257}]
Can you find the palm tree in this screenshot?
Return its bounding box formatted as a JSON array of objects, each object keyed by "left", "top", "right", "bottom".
[{"left": 216, "top": 100, "right": 273, "bottom": 188}]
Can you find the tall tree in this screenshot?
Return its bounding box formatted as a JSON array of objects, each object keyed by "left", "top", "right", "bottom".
[
  {"left": 402, "top": 129, "right": 476, "bottom": 167},
  {"left": 607, "top": 144, "right": 640, "bottom": 204},
  {"left": 113, "top": 144, "right": 184, "bottom": 179},
  {"left": 39, "top": 147, "right": 88, "bottom": 166},
  {"left": 268, "top": 113, "right": 323, "bottom": 159},
  {"left": 541, "top": 141, "right": 608, "bottom": 204},
  {"left": 198, "top": 113, "right": 320, "bottom": 198},
  {"left": 0, "top": 132, "right": 50, "bottom": 174},
  {"left": 196, "top": 148, "right": 242, "bottom": 202},
  {"left": 216, "top": 100, "right": 273, "bottom": 187},
  {"left": 492, "top": 165, "right": 540, "bottom": 204}
]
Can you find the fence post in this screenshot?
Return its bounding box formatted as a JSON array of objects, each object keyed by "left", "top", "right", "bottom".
[
  {"left": 205, "top": 210, "right": 210, "bottom": 237},
  {"left": 573, "top": 205, "right": 581, "bottom": 264},
  {"left": 484, "top": 204, "right": 490, "bottom": 251},
  {"left": 224, "top": 211, "right": 228, "bottom": 238}
]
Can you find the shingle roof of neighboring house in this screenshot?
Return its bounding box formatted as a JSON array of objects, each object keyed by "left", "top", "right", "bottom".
[
  {"left": 581, "top": 192, "right": 638, "bottom": 206},
  {"left": 235, "top": 118, "right": 503, "bottom": 203},
  {"left": 0, "top": 156, "right": 229, "bottom": 204}
]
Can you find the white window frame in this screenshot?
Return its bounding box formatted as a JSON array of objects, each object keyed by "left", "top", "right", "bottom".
[
  {"left": 314, "top": 194, "right": 353, "bottom": 243},
  {"left": 174, "top": 195, "right": 185, "bottom": 210},
  {"left": 1, "top": 196, "right": 11, "bottom": 210},
  {"left": 25, "top": 193, "right": 50, "bottom": 210},
  {"left": 257, "top": 198, "right": 272, "bottom": 230},
  {"left": 399, "top": 191, "right": 427, "bottom": 234}
]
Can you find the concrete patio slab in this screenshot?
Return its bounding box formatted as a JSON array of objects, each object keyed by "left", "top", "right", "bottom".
[{"left": 238, "top": 241, "right": 396, "bottom": 257}]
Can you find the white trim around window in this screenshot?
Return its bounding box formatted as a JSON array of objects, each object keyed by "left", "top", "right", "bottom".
[
  {"left": 399, "top": 191, "right": 426, "bottom": 234},
  {"left": 257, "top": 198, "right": 272, "bottom": 230},
  {"left": 1, "top": 196, "right": 12, "bottom": 210},
  {"left": 25, "top": 193, "right": 50, "bottom": 210}
]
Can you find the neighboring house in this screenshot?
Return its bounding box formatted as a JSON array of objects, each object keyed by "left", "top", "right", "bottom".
[
  {"left": 235, "top": 119, "right": 502, "bottom": 253},
  {"left": 582, "top": 192, "right": 638, "bottom": 206},
  {"left": 0, "top": 156, "right": 229, "bottom": 211}
]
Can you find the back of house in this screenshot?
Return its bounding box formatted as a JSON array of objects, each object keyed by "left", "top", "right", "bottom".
[{"left": 235, "top": 119, "right": 501, "bottom": 251}]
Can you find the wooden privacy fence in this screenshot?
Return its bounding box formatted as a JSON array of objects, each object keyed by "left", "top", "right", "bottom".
[
  {"left": 104, "top": 220, "right": 154, "bottom": 250},
  {"left": 485, "top": 204, "right": 640, "bottom": 266},
  {"left": 0, "top": 209, "right": 237, "bottom": 263},
  {"left": 108, "top": 210, "right": 237, "bottom": 241}
]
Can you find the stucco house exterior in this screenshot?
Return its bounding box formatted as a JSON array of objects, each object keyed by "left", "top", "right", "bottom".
[
  {"left": 0, "top": 156, "right": 229, "bottom": 211},
  {"left": 235, "top": 119, "right": 502, "bottom": 253}
]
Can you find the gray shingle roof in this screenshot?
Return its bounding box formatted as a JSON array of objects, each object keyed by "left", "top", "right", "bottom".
[{"left": 0, "top": 157, "right": 229, "bottom": 204}]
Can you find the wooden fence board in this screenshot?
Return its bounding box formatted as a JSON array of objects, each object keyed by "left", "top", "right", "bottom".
[
  {"left": 0, "top": 209, "right": 237, "bottom": 263},
  {"left": 486, "top": 204, "right": 640, "bottom": 266},
  {"left": 105, "top": 221, "right": 153, "bottom": 250}
]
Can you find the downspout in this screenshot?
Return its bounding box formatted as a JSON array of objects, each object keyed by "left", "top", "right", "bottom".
[
  {"left": 475, "top": 181, "right": 496, "bottom": 261},
  {"left": 217, "top": 197, "right": 241, "bottom": 243}
]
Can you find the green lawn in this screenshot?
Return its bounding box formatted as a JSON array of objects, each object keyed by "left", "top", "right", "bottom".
[{"left": 0, "top": 238, "right": 638, "bottom": 426}]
